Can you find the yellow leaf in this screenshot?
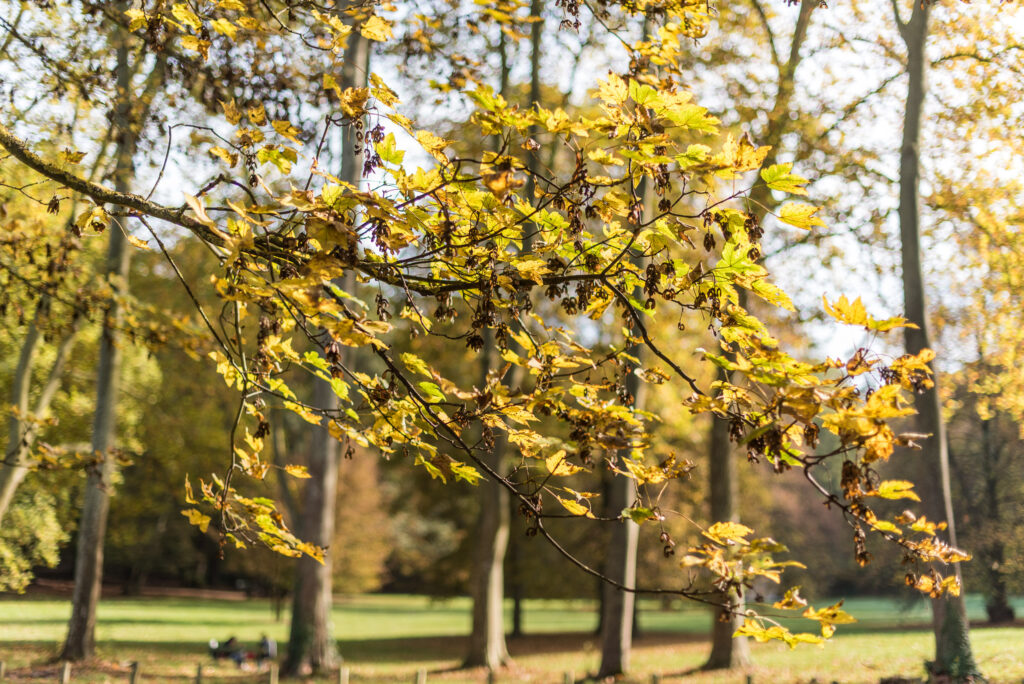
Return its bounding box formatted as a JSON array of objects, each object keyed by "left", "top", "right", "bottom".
[
  {"left": 220, "top": 98, "right": 242, "bottom": 125},
  {"left": 74, "top": 205, "right": 110, "bottom": 233},
  {"left": 339, "top": 87, "right": 370, "bottom": 118},
  {"left": 209, "top": 145, "right": 238, "bottom": 167},
  {"left": 760, "top": 163, "right": 809, "bottom": 196},
  {"left": 172, "top": 3, "right": 203, "bottom": 30},
  {"left": 777, "top": 202, "right": 825, "bottom": 230},
  {"left": 360, "top": 15, "right": 393, "bottom": 42},
  {"left": 182, "top": 508, "right": 211, "bottom": 533},
  {"left": 482, "top": 169, "right": 524, "bottom": 200},
  {"left": 125, "top": 233, "right": 151, "bottom": 250},
  {"left": 597, "top": 73, "right": 629, "bottom": 105},
  {"left": 210, "top": 17, "right": 238, "bottom": 39},
  {"left": 183, "top": 193, "right": 216, "bottom": 228},
  {"left": 545, "top": 450, "right": 584, "bottom": 476},
  {"left": 217, "top": 0, "right": 246, "bottom": 9},
  {"left": 180, "top": 35, "right": 211, "bottom": 60},
  {"left": 324, "top": 73, "right": 341, "bottom": 95},
  {"left": 60, "top": 148, "right": 86, "bottom": 164},
  {"left": 400, "top": 352, "right": 432, "bottom": 377},
  {"left": 284, "top": 464, "right": 312, "bottom": 479},
  {"left": 704, "top": 521, "right": 753, "bottom": 545},
  {"left": 124, "top": 8, "right": 148, "bottom": 31},
  {"left": 873, "top": 480, "right": 921, "bottom": 502},
  {"left": 272, "top": 119, "right": 302, "bottom": 143},
  {"left": 284, "top": 401, "right": 322, "bottom": 425},
  {"left": 773, "top": 587, "right": 809, "bottom": 610},
  {"left": 556, "top": 495, "right": 592, "bottom": 517}
]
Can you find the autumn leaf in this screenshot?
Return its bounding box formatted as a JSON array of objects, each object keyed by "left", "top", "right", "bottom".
[
  {"left": 125, "top": 234, "right": 151, "bottom": 250},
  {"left": 182, "top": 508, "right": 211, "bottom": 533},
  {"left": 360, "top": 15, "right": 393, "bottom": 42},
  {"left": 283, "top": 464, "right": 311, "bottom": 479},
  {"left": 597, "top": 73, "right": 628, "bottom": 104},
  {"left": 873, "top": 480, "right": 921, "bottom": 502},
  {"left": 171, "top": 3, "right": 203, "bottom": 31},
  {"left": 60, "top": 148, "right": 86, "bottom": 164},
  {"left": 74, "top": 205, "right": 110, "bottom": 234},
  {"left": 704, "top": 521, "right": 754, "bottom": 545},
  {"left": 777, "top": 202, "right": 825, "bottom": 230},
  {"left": 760, "top": 163, "right": 809, "bottom": 195},
  {"left": 545, "top": 451, "right": 584, "bottom": 476}
]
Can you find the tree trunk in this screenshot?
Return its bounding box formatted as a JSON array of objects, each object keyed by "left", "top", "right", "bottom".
[
  {"left": 465, "top": 329, "right": 511, "bottom": 670},
  {"left": 703, "top": 368, "right": 751, "bottom": 669},
  {"left": 464, "top": 19, "right": 523, "bottom": 669},
  {"left": 60, "top": 13, "right": 134, "bottom": 659},
  {"left": 702, "top": 3, "right": 814, "bottom": 667},
  {"left": 596, "top": 362, "right": 643, "bottom": 679},
  {"left": 895, "top": 3, "right": 981, "bottom": 680},
  {"left": 979, "top": 417, "right": 1013, "bottom": 624},
  {"left": 283, "top": 377, "right": 341, "bottom": 674},
  {"left": 284, "top": 25, "right": 369, "bottom": 676}
]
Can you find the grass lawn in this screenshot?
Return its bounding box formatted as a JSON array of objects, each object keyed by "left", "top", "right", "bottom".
[{"left": 0, "top": 593, "right": 1022, "bottom": 682}]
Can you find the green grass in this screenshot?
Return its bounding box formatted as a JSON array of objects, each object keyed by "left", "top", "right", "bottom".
[{"left": 0, "top": 594, "right": 1022, "bottom": 682}]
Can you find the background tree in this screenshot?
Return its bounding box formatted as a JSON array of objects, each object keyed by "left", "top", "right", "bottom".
[{"left": 891, "top": 0, "right": 981, "bottom": 678}]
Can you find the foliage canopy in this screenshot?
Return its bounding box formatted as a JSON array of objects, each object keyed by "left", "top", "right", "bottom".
[{"left": 0, "top": 0, "right": 976, "bottom": 644}]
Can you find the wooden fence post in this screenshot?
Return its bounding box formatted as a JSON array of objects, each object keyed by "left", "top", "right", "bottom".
[
  {"left": 338, "top": 665, "right": 350, "bottom": 684},
  {"left": 563, "top": 672, "right": 574, "bottom": 684},
  {"left": 268, "top": 662, "right": 278, "bottom": 684},
  {"left": 129, "top": 661, "right": 139, "bottom": 683},
  {"left": 195, "top": 663, "right": 203, "bottom": 684},
  {"left": 60, "top": 662, "right": 71, "bottom": 684},
  {"left": 414, "top": 668, "right": 427, "bottom": 684},
  {"left": 0, "top": 661, "right": 6, "bottom": 680}
]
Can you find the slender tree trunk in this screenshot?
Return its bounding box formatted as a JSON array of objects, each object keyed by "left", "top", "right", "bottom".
[
  {"left": 465, "top": 328, "right": 511, "bottom": 669},
  {"left": 465, "top": 18, "right": 526, "bottom": 669},
  {"left": 978, "top": 417, "right": 1012, "bottom": 624},
  {"left": 703, "top": 368, "right": 751, "bottom": 669},
  {"left": 61, "top": 11, "right": 134, "bottom": 659},
  {"left": 702, "top": 3, "right": 814, "bottom": 667},
  {"left": 284, "top": 26, "right": 369, "bottom": 676},
  {"left": 284, "top": 376, "right": 341, "bottom": 674},
  {"left": 895, "top": 3, "right": 981, "bottom": 680},
  {"left": 596, "top": 362, "right": 643, "bottom": 679}
]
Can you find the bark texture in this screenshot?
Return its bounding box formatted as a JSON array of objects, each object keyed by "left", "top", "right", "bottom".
[{"left": 895, "top": 2, "right": 982, "bottom": 680}]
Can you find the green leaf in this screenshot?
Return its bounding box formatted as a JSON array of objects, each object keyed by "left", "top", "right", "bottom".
[
  {"left": 628, "top": 79, "right": 657, "bottom": 106},
  {"left": 376, "top": 132, "right": 405, "bottom": 165},
  {"left": 621, "top": 506, "right": 657, "bottom": 524},
  {"left": 256, "top": 146, "right": 297, "bottom": 173},
  {"left": 418, "top": 381, "right": 446, "bottom": 404},
  {"left": 760, "top": 163, "right": 810, "bottom": 196}
]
